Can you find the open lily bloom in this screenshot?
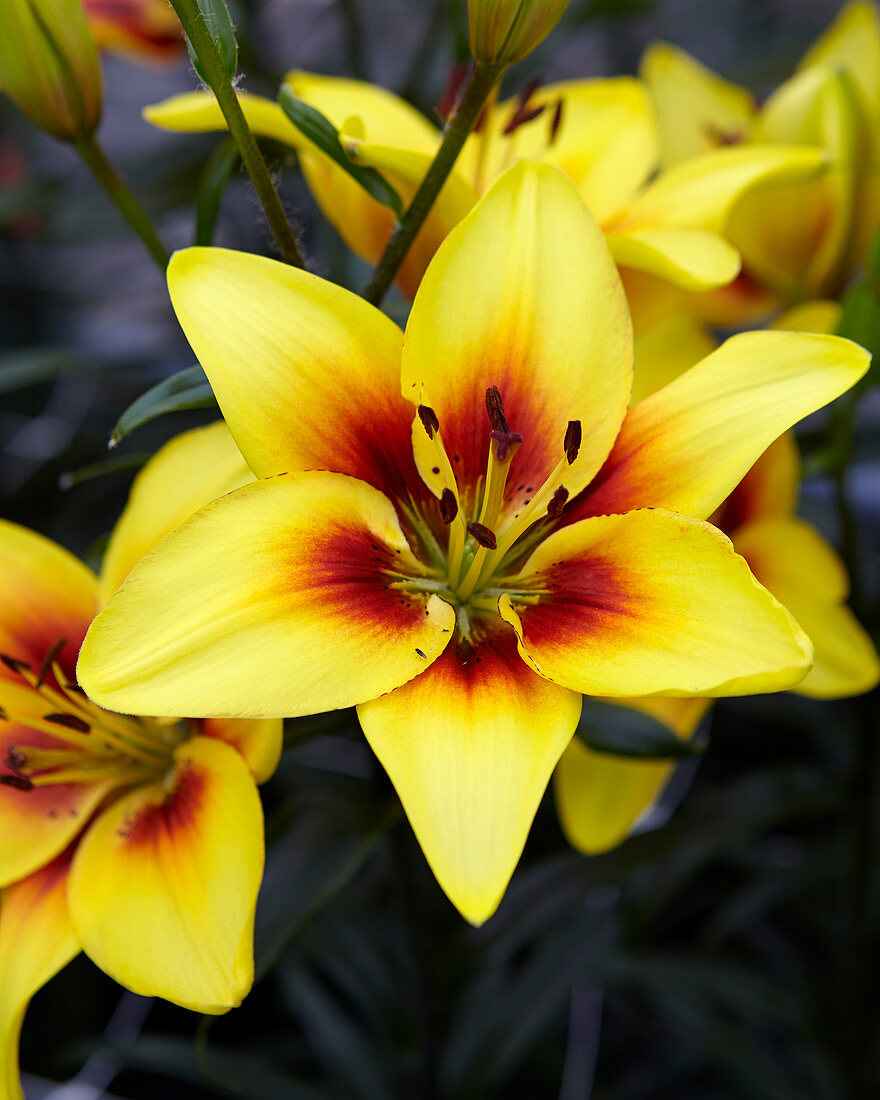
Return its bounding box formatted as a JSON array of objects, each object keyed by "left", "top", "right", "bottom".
[
  {"left": 641, "top": 0, "right": 880, "bottom": 323},
  {"left": 79, "top": 162, "right": 869, "bottom": 926},
  {"left": 144, "top": 69, "right": 824, "bottom": 301},
  {"left": 555, "top": 310, "right": 880, "bottom": 856},
  {"left": 0, "top": 423, "right": 277, "bottom": 1100},
  {"left": 83, "top": 0, "right": 184, "bottom": 62}
]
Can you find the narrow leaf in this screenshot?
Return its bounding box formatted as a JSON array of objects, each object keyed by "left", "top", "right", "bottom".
[
  {"left": 183, "top": 0, "right": 238, "bottom": 82},
  {"left": 278, "top": 88, "right": 404, "bottom": 217},
  {"left": 195, "top": 137, "right": 239, "bottom": 246},
  {"left": 111, "top": 366, "right": 217, "bottom": 445},
  {"left": 59, "top": 453, "right": 151, "bottom": 489},
  {"left": 574, "top": 699, "right": 704, "bottom": 759}
]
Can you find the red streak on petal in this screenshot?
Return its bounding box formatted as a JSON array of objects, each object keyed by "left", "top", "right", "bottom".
[
  {"left": 122, "top": 765, "right": 206, "bottom": 848},
  {"left": 519, "top": 556, "right": 636, "bottom": 649}
]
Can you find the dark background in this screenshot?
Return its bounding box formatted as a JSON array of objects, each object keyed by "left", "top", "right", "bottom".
[{"left": 3, "top": 2, "right": 878, "bottom": 1097}]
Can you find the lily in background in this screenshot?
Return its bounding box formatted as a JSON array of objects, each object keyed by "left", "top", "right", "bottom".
[
  {"left": 84, "top": 0, "right": 184, "bottom": 62},
  {"left": 0, "top": 424, "right": 277, "bottom": 1100},
  {"left": 641, "top": 0, "right": 880, "bottom": 326},
  {"left": 79, "top": 162, "right": 868, "bottom": 927},
  {"left": 144, "top": 69, "right": 824, "bottom": 301},
  {"left": 555, "top": 313, "right": 880, "bottom": 854}
]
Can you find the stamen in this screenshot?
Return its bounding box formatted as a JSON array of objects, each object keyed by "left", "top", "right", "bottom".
[
  {"left": 490, "top": 430, "right": 523, "bottom": 462},
  {"left": 547, "top": 486, "right": 569, "bottom": 518},
  {"left": 0, "top": 773, "right": 33, "bottom": 791},
  {"left": 467, "top": 522, "right": 497, "bottom": 550},
  {"left": 439, "top": 488, "right": 458, "bottom": 525},
  {"left": 43, "top": 712, "right": 91, "bottom": 733},
  {"left": 549, "top": 98, "right": 564, "bottom": 144},
  {"left": 0, "top": 653, "right": 30, "bottom": 674},
  {"left": 485, "top": 385, "right": 510, "bottom": 433},
  {"left": 37, "top": 639, "right": 66, "bottom": 688},
  {"left": 418, "top": 405, "right": 440, "bottom": 439},
  {"left": 564, "top": 421, "right": 582, "bottom": 465},
  {"left": 502, "top": 79, "right": 545, "bottom": 135}
]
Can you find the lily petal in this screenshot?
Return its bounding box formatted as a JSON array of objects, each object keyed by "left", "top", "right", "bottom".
[
  {"left": 608, "top": 227, "right": 740, "bottom": 291},
  {"left": 631, "top": 308, "right": 716, "bottom": 403},
  {"left": 166, "top": 248, "right": 423, "bottom": 505},
  {"left": 0, "top": 519, "right": 96, "bottom": 679},
  {"left": 734, "top": 517, "right": 880, "bottom": 698},
  {"left": 402, "top": 160, "right": 632, "bottom": 519},
  {"left": 99, "top": 421, "right": 253, "bottom": 604},
  {"left": 574, "top": 331, "right": 869, "bottom": 522},
  {"left": 499, "top": 508, "right": 812, "bottom": 698},
  {"left": 78, "top": 472, "right": 456, "bottom": 719},
  {"left": 68, "top": 737, "right": 262, "bottom": 1013},
  {"left": 712, "top": 432, "right": 800, "bottom": 534},
  {"left": 798, "top": 0, "right": 880, "bottom": 118},
  {"left": 144, "top": 90, "right": 300, "bottom": 147},
  {"left": 358, "top": 617, "right": 580, "bottom": 925},
  {"left": 640, "top": 42, "right": 755, "bottom": 168},
  {"left": 201, "top": 717, "right": 282, "bottom": 785},
  {"left": 1, "top": 853, "right": 79, "bottom": 1100},
  {"left": 554, "top": 696, "right": 709, "bottom": 854}
]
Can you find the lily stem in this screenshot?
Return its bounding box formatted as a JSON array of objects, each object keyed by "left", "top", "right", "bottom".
[
  {"left": 169, "top": 0, "right": 305, "bottom": 268},
  {"left": 74, "top": 133, "right": 170, "bottom": 271},
  {"left": 363, "top": 60, "right": 505, "bottom": 306}
]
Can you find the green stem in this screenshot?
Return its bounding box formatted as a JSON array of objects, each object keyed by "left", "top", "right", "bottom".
[
  {"left": 74, "top": 134, "right": 170, "bottom": 271},
  {"left": 170, "top": 0, "right": 305, "bottom": 268},
  {"left": 363, "top": 61, "right": 505, "bottom": 306}
]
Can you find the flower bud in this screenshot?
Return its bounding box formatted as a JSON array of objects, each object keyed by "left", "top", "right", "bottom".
[
  {"left": 468, "top": 0, "right": 570, "bottom": 66},
  {"left": 0, "top": 0, "right": 102, "bottom": 141}
]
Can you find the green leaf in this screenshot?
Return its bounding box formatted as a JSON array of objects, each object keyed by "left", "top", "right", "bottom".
[
  {"left": 836, "top": 222, "right": 880, "bottom": 380},
  {"left": 59, "top": 453, "right": 151, "bottom": 489},
  {"left": 110, "top": 366, "right": 217, "bottom": 444},
  {"left": 574, "top": 698, "right": 704, "bottom": 759},
  {"left": 184, "top": 0, "right": 238, "bottom": 82},
  {"left": 278, "top": 88, "right": 404, "bottom": 217},
  {"left": 195, "top": 136, "right": 239, "bottom": 246}
]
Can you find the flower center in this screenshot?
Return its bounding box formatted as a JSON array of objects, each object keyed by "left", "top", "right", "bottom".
[
  {"left": 403, "top": 386, "right": 580, "bottom": 634},
  {"left": 0, "top": 642, "right": 180, "bottom": 793}
]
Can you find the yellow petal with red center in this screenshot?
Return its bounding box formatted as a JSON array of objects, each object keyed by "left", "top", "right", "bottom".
[
  {"left": 640, "top": 42, "right": 755, "bottom": 168},
  {"left": 730, "top": 67, "right": 858, "bottom": 299},
  {"left": 712, "top": 432, "right": 800, "bottom": 535},
  {"left": 799, "top": 0, "right": 880, "bottom": 119},
  {"left": 499, "top": 508, "right": 812, "bottom": 698},
  {"left": 85, "top": 0, "right": 183, "bottom": 62},
  {"left": 617, "top": 144, "right": 826, "bottom": 235},
  {"left": 0, "top": 519, "right": 97, "bottom": 680},
  {"left": 631, "top": 309, "right": 717, "bottom": 403},
  {"left": 1, "top": 853, "right": 79, "bottom": 1100},
  {"left": 166, "top": 248, "right": 424, "bottom": 506},
  {"left": 68, "top": 737, "right": 261, "bottom": 1013},
  {"left": 201, "top": 717, "right": 282, "bottom": 785},
  {"left": 144, "top": 90, "right": 301, "bottom": 147},
  {"left": 770, "top": 299, "right": 842, "bottom": 335},
  {"left": 575, "top": 331, "right": 868, "bottom": 522},
  {"left": 608, "top": 227, "right": 740, "bottom": 291},
  {"left": 78, "top": 472, "right": 456, "bottom": 719},
  {"left": 402, "top": 160, "right": 632, "bottom": 520},
  {"left": 99, "top": 421, "right": 253, "bottom": 604},
  {"left": 734, "top": 518, "right": 880, "bottom": 699},
  {"left": 0, "top": 679, "right": 115, "bottom": 887},
  {"left": 554, "top": 696, "right": 710, "bottom": 854},
  {"left": 358, "top": 618, "right": 580, "bottom": 925}
]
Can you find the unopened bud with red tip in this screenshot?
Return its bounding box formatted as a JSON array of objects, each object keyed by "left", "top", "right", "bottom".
[
  {"left": 0, "top": 0, "right": 102, "bottom": 141},
  {"left": 468, "top": 0, "right": 570, "bottom": 67}
]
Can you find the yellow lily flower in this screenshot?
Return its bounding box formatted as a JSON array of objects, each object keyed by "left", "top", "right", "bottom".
[
  {"left": 79, "top": 162, "right": 868, "bottom": 925},
  {"left": 143, "top": 70, "right": 824, "bottom": 300},
  {"left": 0, "top": 422, "right": 278, "bottom": 1100},
  {"left": 555, "top": 307, "right": 879, "bottom": 857},
  {"left": 641, "top": 0, "right": 880, "bottom": 321},
  {"left": 83, "top": 0, "right": 184, "bottom": 63}
]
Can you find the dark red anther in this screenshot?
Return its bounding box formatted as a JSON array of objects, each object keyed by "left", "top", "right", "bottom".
[
  {"left": 547, "top": 486, "right": 569, "bottom": 518},
  {"left": 0, "top": 653, "right": 30, "bottom": 675},
  {"left": 564, "top": 421, "right": 582, "bottom": 465},
  {"left": 435, "top": 61, "right": 472, "bottom": 126},
  {"left": 485, "top": 386, "right": 510, "bottom": 433},
  {"left": 549, "top": 98, "right": 564, "bottom": 144},
  {"left": 0, "top": 773, "right": 33, "bottom": 791},
  {"left": 43, "top": 713, "right": 90, "bottom": 733},
  {"left": 439, "top": 488, "right": 459, "bottom": 525},
  {"left": 418, "top": 405, "right": 440, "bottom": 439},
  {"left": 37, "top": 638, "right": 66, "bottom": 688},
  {"left": 705, "top": 122, "right": 744, "bottom": 146},
  {"left": 490, "top": 430, "right": 523, "bottom": 462},
  {"left": 467, "top": 522, "right": 497, "bottom": 550},
  {"left": 502, "top": 79, "right": 545, "bottom": 135}
]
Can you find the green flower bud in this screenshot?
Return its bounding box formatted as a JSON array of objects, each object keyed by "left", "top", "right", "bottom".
[
  {"left": 468, "top": 0, "right": 570, "bottom": 66},
  {"left": 0, "top": 0, "right": 102, "bottom": 141}
]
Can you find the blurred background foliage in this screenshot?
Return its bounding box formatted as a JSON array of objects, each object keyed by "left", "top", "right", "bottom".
[{"left": 3, "top": 0, "right": 879, "bottom": 1097}]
